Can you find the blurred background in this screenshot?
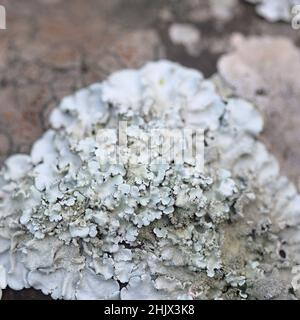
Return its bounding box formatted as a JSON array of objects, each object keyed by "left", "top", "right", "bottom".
[{"left": 0, "top": 0, "right": 300, "bottom": 299}]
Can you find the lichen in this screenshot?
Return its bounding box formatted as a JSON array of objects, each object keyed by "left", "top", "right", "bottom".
[
  {"left": 0, "top": 61, "right": 299, "bottom": 300},
  {"left": 245, "top": 0, "right": 298, "bottom": 23},
  {"left": 168, "top": 23, "right": 201, "bottom": 56}
]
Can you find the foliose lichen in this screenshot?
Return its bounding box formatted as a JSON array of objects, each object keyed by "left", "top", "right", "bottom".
[{"left": 0, "top": 61, "right": 299, "bottom": 300}]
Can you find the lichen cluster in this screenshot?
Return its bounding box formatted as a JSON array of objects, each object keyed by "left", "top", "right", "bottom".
[
  {"left": 0, "top": 61, "right": 299, "bottom": 299},
  {"left": 245, "top": 0, "right": 298, "bottom": 23}
]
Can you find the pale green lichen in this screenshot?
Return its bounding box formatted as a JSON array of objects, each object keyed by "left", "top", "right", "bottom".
[{"left": 0, "top": 61, "right": 299, "bottom": 300}]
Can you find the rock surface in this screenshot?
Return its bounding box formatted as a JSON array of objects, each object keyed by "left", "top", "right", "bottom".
[{"left": 0, "top": 0, "right": 300, "bottom": 299}]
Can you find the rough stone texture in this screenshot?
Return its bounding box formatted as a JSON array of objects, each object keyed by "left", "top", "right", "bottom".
[{"left": 0, "top": 0, "right": 300, "bottom": 299}]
